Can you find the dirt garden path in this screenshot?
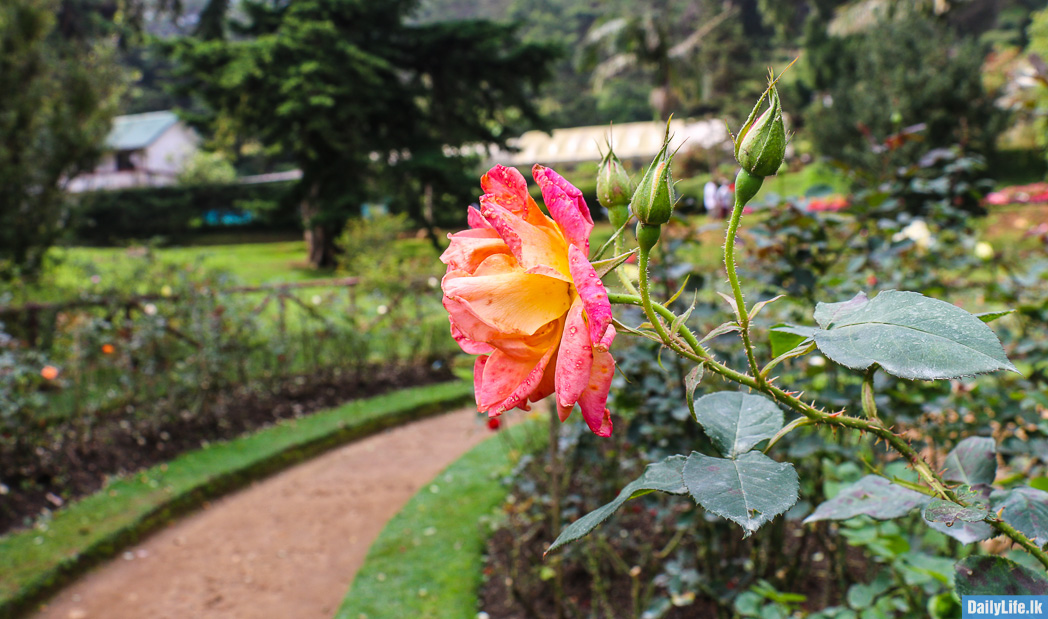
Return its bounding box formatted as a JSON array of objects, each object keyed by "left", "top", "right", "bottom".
[{"left": 32, "top": 406, "right": 498, "bottom": 619}]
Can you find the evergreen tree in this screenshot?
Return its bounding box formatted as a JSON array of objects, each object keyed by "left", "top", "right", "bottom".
[{"left": 170, "top": 0, "right": 557, "bottom": 267}]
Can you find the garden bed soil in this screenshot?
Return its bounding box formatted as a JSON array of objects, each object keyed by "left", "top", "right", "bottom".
[
  {"left": 478, "top": 443, "right": 868, "bottom": 618},
  {"left": 0, "top": 362, "right": 455, "bottom": 535},
  {"left": 479, "top": 506, "right": 867, "bottom": 619}
]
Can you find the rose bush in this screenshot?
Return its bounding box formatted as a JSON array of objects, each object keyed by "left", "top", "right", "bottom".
[{"left": 439, "top": 164, "right": 616, "bottom": 436}]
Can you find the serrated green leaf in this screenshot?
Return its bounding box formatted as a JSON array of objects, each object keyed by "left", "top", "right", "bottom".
[
  {"left": 922, "top": 485, "right": 994, "bottom": 544},
  {"left": 769, "top": 324, "right": 818, "bottom": 358},
  {"left": 995, "top": 487, "right": 1048, "bottom": 545},
  {"left": 955, "top": 556, "right": 1048, "bottom": 595},
  {"left": 926, "top": 518, "right": 995, "bottom": 545},
  {"left": 683, "top": 451, "right": 798, "bottom": 536},
  {"left": 942, "top": 436, "right": 996, "bottom": 486},
  {"left": 691, "top": 392, "right": 783, "bottom": 458},
  {"left": 545, "top": 455, "right": 688, "bottom": 555},
  {"left": 922, "top": 500, "right": 990, "bottom": 525},
  {"left": 812, "top": 290, "right": 1018, "bottom": 380},
  {"left": 804, "top": 476, "right": 930, "bottom": 523}
]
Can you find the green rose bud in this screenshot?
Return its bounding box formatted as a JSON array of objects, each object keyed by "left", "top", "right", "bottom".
[
  {"left": 630, "top": 126, "right": 675, "bottom": 226},
  {"left": 597, "top": 148, "right": 632, "bottom": 212},
  {"left": 734, "top": 79, "right": 786, "bottom": 178}
]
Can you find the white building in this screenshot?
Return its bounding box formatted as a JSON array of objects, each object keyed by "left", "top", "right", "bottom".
[
  {"left": 67, "top": 111, "right": 199, "bottom": 192},
  {"left": 488, "top": 118, "right": 732, "bottom": 169}
]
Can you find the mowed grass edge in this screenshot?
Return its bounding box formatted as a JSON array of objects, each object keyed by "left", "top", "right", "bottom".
[
  {"left": 337, "top": 415, "right": 548, "bottom": 619},
  {"left": 0, "top": 379, "right": 474, "bottom": 619}
]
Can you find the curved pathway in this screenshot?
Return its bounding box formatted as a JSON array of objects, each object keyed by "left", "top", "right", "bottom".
[{"left": 32, "top": 406, "right": 494, "bottom": 619}]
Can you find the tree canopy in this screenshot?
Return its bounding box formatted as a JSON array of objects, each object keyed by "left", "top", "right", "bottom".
[
  {"left": 0, "top": 0, "right": 125, "bottom": 279},
  {"left": 170, "top": 0, "right": 558, "bottom": 266}
]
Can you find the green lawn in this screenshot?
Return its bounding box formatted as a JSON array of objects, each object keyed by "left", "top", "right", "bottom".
[{"left": 51, "top": 240, "right": 327, "bottom": 287}]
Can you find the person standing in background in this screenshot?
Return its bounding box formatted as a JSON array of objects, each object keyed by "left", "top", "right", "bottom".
[
  {"left": 715, "top": 180, "right": 733, "bottom": 219},
  {"left": 703, "top": 180, "right": 718, "bottom": 217}
]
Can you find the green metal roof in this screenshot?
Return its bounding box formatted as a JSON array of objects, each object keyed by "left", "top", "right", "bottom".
[{"left": 105, "top": 111, "right": 179, "bottom": 151}]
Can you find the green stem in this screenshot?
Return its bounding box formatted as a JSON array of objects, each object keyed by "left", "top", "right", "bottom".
[
  {"left": 607, "top": 291, "right": 1048, "bottom": 572},
  {"left": 861, "top": 367, "right": 879, "bottom": 421},
  {"left": 724, "top": 171, "right": 762, "bottom": 383},
  {"left": 614, "top": 228, "right": 640, "bottom": 297},
  {"left": 637, "top": 242, "right": 673, "bottom": 348}
]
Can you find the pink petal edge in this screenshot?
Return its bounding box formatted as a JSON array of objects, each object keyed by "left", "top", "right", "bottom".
[
  {"left": 554, "top": 297, "right": 593, "bottom": 409},
  {"left": 567, "top": 244, "right": 613, "bottom": 349},
  {"left": 533, "top": 165, "right": 594, "bottom": 254},
  {"left": 577, "top": 339, "right": 616, "bottom": 437}
]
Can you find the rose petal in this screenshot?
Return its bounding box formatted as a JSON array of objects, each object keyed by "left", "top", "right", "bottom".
[
  {"left": 476, "top": 350, "right": 532, "bottom": 410},
  {"left": 473, "top": 355, "right": 489, "bottom": 411},
  {"left": 490, "top": 338, "right": 559, "bottom": 414},
  {"left": 481, "top": 164, "right": 547, "bottom": 227},
  {"left": 443, "top": 264, "right": 571, "bottom": 336},
  {"left": 557, "top": 401, "right": 574, "bottom": 423},
  {"left": 477, "top": 347, "right": 557, "bottom": 414},
  {"left": 450, "top": 322, "right": 494, "bottom": 355},
  {"left": 467, "top": 205, "right": 492, "bottom": 229},
  {"left": 530, "top": 345, "right": 558, "bottom": 404},
  {"left": 554, "top": 297, "right": 593, "bottom": 409},
  {"left": 577, "top": 339, "right": 616, "bottom": 437},
  {"left": 444, "top": 295, "right": 499, "bottom": 353},
  {"left": 533, "top": 164, "right": 594, "bottom": 254},
  {"left": 567, "top": 244, "right": 612, "bottom": 348},
  {"left": 497, "top": 319, "right": 561, "bottom": 359},
  {"left": 440, "top": 228, "right": 507, "bottom": 273},
  {"left": 480, "top": 201, "right": 571, "bottom": 281}
]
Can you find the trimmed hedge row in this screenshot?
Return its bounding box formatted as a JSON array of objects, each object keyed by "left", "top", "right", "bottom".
[{"left": 69, "top": 181, "right": 300, "bottom": 244}]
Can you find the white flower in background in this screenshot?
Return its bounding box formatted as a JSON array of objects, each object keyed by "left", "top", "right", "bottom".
[
  {"left": 311, "top": 294, "right": 322, "bottom": 306},
  {"left": 377, "top": 304, "right": 389, "bottom": 315},
  {"left": 810, "top": 355, "right": 826, "bottom": 367},
  {"left": 427, "top": 276, "right": 439, "bottom": 288},
  {"left": 143, "top": 303, "right": 158, "bottom": 316},
  {"left": 893, "top": 219, "right": 934, "bottom": 250},
  {"left": 974, "top": 241, "right": 995, "bottom": 260}
]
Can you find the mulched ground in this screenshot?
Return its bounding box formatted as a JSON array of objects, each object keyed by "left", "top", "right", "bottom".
[{"left": 0, "top": 361, "right": 455, "bottom": 535}]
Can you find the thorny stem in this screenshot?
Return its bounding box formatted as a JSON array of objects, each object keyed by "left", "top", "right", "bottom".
[
  {"left": 724, "top": 190, "right": 763, "bottom": 385},
  {"left": 606, "top": 291, "right": 1048, "bottom": 571},
  {"left": 614, "top": 228, "right": 640, "bottom": 297},
  {"left": 861, "top": 366, "right": 879, "bottom": 422},
  {"left": 637, "top": 246, "right": 674, "bottom": 347}
]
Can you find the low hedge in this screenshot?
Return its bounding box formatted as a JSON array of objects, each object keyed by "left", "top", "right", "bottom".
[{"left": 69, "top": 181, "right": 300, "bottom": 245}]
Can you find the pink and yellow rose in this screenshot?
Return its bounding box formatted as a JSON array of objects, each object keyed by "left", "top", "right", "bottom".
[{"left": 440, "top": 164, "right": 617, "bottom": 436}]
